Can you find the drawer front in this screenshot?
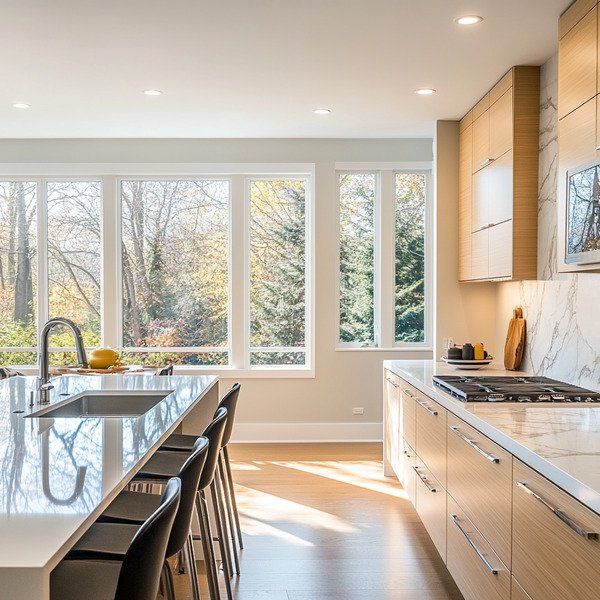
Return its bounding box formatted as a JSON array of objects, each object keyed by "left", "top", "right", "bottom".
[
  {"left": 402, "top": 440, "right": 417, "bottom": 506},
  {"left": 415, "top": 393, "right": 447, "bottom": 487},
  {"left": 447, "top": 496, "right": 510, "bottom": 600},
  {"left": 447, "top": 414, "right": 513, "bottom": 567},
  {"left": 399, "top": 380, "right": 417, "bottom": 449},
  {"left": 383, "top": 370, "right": 402, "bottom": 476},
  {"left": 513, "top": 460, "right": 600, "bottom": 600},
  {"left": 511, "top": 577, "right": 533, "bottom": 600},
  {"left": 414, "top": 459, "right": 446, "bottom": 561}
]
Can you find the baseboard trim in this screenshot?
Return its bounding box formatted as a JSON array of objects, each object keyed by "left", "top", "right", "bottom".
[{"left": 230, "top": 422, "right": 382, "bottom": 443}]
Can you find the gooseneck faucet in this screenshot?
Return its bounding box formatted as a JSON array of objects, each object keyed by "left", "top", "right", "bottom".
[{"left": 38, "top": 317, "right": 89, "bottom": 403}]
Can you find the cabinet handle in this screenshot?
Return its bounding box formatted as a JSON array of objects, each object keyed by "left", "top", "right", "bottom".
[
  {"left": 403, "top": 388, "right": 414, "bottom": 398},
  {"left": 516, "top": 481, "right": 599, "bottom": 540},
  {"left": 413, "top": 466, "right": 436, "bottom": 492},
  {"left": 480, "top": 158, "right": 495, "bottom": 168},
  {"left": 415, "top": 397, "right": 438, "bottom": 416},
  {"left": 386, "top": 377, "right": 399, "bottom": 389},
  {"left": 451, "top": 514, "right": 499, "bottom": 574},
  {"left": 449, "top": 426, "right": 500, "bottom": 463}
]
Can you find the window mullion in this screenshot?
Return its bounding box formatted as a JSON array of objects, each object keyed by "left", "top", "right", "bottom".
[
  {"left": 36, "top": 180, "right": 48, "bottom": 339},
  {"left": 102, "top": 176, "right": 119, "bottom": 348},
  {"left": 378, "top": 171, "right": 395, "bottom": 348}
]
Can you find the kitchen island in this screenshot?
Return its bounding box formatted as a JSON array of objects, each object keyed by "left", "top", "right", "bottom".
[
  {"left": 384, "top": 360, "right": 600, "bottom": 600},
  {"left": 0, "top": 373, "right": 218, "bottom": 600}
]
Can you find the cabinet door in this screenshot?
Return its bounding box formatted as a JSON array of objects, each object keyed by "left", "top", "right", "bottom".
[
  {"left": 489, "top": 89, "right": 513, "bottom": 160},
  {"left": 447, "top": 496, "right": 510, "bottom": 600},
  {"left": 472, "top": 111, "right": 490, "bottom": 173},
  {"left": 447, "top": 414, "right": 513, "bottom": 568},
  {"left": 414, "top": 458, "right": 446, "bottom": 561},
  {"left": 488, "top": 150, "right": 513, "bottom": 226},
  {"left": 511, "top": 578, "right": 533, "bottom": 600},
  {"left": 401, "top": 440, "right": 416, "bottom": 505},
  {"left": 488, "top": 221, "right": 513, "bottom": 279},
  {"left": 513, "top": 460, "right": 600, "bottom": 600},
  {"left": 415, "top": 393, "right": 447, "bottom": 487},
  {"left": 471, "top": 167, "right": 489, "bottom": 232},
  {"left": 383, "top": 371, "right": 401, "bottom": 477},
  {"left": 470, "top": 229, "right": 489, "bottom": 280},
  {"left": 558, "top": 5, "right": 597, "bottom": 119},
  {"left": 459, "top": 124, "right": 473, "bottom": 280},
  {"left": 400, "top": 384, "right": 416, "bottom": 450}
]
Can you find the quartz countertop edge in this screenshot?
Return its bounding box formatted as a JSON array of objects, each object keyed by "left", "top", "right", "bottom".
[{"left": 384, "top": 360, "right": 600, "bottom": 516}]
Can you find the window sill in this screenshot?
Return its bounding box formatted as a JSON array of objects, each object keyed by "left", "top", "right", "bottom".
[{"left": 335, "top": 347, "right": 433, "bottom": 352}]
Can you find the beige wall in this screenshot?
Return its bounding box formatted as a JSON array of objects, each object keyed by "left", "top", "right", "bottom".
[
  {"left": 433, "top": 122, "right": 498, "bottom": 360},
  {"left": 0, "top": 138, "right": 434, "bottom": 440}
]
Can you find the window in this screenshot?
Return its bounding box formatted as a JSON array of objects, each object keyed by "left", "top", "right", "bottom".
[
  {"left": 337, "top": 170, "right": 430, "bottom": 348},
  {"left": 0, "top": 168, "right": 313, "bottom": 372},
  {"left": 249, "top": 179, "right": 307, "bottom": 366}
]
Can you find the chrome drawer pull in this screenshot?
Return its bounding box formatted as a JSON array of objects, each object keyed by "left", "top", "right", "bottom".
[
  {"left": 386, "top": 377, "right": 399, "bottom": 388},
  {"left": 450, "top": 426, "right": 500, "bottom": 463},
  {"left": 413, "top": 466, "right": 436, "bottom": 492},
  {"left": 403, "top": 388, "right": 414, "bottom": 398},
  {"left": 480, "top": 158, "right": 495, "bottom": 168},
  {"left": 451, "top": 514, "right": 499, "bottom": 574},
  {"left": 415, "top": 397, "right": 438, "bottom": 416},
  {"left": 516, "top": 481, "right": 599, "bottom": 540}
]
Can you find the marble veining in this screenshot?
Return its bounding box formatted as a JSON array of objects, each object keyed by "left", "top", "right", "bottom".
[
  {"left": 496, "top": 55, "right": 600, "bottom": 390},
  {"left": 385, "top": 360, "right": 600, "bottom": 515}
]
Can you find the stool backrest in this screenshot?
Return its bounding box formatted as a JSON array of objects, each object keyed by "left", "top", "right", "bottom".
[
  {"left": 166, "top": 436, "right": 209, "bottom": 558},
  {"left": 216, "top": 382, "right": 241, "bottom": 447},
  {"left": 115, "top": 477, "right": 181, "bottom": 600},
  {"left": 198, "top": 407, "right": 228, "bottom": 490}
]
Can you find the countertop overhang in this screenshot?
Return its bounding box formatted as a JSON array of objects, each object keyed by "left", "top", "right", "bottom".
[
  {"left": 384, "top": 360, "right": 600, "bottom": 516},
  {"left": 0, "top": 373, "right": 217, "bottom": 571}
]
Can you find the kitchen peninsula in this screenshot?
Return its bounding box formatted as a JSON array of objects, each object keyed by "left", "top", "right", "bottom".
[
  {"left": 0, "top": 374, "right": 218, "bottom": 600},
  {"left": 384, "top": 360, "right": 600, "bottom": 600}
]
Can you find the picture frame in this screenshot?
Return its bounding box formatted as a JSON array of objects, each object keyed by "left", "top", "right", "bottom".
[{"left": 565, "top": 161, "right": 600, "bottom": 265}]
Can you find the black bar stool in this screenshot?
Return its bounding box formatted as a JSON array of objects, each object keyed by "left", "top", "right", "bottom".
[
  {"left": 162, "top": 382, "right": 243, "bottom": 572},
  {"left": 65, "top": 437, "right": 209, "bottom": 600},
  {"left": 50, "top": 477, "right": 181, "bottom": 600}
]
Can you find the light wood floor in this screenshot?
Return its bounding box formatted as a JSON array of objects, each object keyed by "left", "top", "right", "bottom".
[{"left": 172, "top": 443, "right": 463, "bottom": 600}]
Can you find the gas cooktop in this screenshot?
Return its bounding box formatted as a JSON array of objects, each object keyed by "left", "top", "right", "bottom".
[{"left": 432, "top": 375, "right": 600, "bottom": 403}]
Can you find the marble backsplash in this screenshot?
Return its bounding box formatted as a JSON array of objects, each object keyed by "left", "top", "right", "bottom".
[{"left": 496, "top": 55, "right": 600, "bottom": 390}]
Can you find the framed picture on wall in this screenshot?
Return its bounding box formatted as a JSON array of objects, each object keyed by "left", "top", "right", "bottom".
[{"left": 565, "top": 161, "right": 600, "bottom": 265}]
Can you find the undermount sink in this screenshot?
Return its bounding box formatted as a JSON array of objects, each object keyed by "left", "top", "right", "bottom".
[{"left": 27, "top": 390, "right": 174, "bottom": 418}]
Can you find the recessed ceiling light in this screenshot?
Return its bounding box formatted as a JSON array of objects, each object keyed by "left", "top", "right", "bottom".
[
  {"left": 455, "top": 15, "right": 483, "bottom": 25},
  {"left": 12, "top": 102, "right": 31, "bottom": 109},
  {"left": 313, "top": 108, "right": 332, "bottom": 115},
  {"left": 143, "top": 89, "right": 163, "bottom": 96},
  {"left": 415, "top": 88, "right": 436, "bottom": 96}
]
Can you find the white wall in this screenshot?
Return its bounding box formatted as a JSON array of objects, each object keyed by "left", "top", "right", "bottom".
[{"left": 0, "top": 138, "right": 434, "bottom": 441}]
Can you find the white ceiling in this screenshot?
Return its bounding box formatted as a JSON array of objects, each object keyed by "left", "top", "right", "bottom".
[{"left": 0, "top": 0, "right": 571, "bottom": 138}]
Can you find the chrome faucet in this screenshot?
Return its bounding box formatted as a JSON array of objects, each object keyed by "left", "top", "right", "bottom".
[{"left": 38, "top": 317, "right": 89, "bottom": 403}]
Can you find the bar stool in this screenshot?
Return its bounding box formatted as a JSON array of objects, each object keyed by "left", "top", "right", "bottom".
[
  {"left": 65, "top": 437, "right": 209, "bottom": 600},
  {"left": 162, "top": 382, "right": 243, "bottom": 572},
  {"left": 50, "top": 477, "right": 181, "bottom": 600}
]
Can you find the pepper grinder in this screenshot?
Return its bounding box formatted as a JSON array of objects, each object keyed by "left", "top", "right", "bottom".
[{"left": 462, "top": 343, "right": 475, "bottom": 360}]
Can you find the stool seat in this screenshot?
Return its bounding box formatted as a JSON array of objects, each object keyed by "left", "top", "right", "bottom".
[
  {"left": 99, "top": 489, "right": 161, "bottom": 524},
  {"left": 134, "top": 451, "right": 188, "bottom": 480},
  {"left": 68, "top": 523, "right": 138, "bottom": 560},
  {"left": 161, "top": 433, "right": 197, "bottom": 452},
  {"left": 51, "top": 559, "right": 123, "bottom": 600}
]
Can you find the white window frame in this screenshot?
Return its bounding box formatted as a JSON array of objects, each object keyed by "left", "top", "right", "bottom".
[
  {"left": 0, "top": 163, "right": 315, "bottom": 377},
  {"left": 334, "top": 163, "right": 433, "bottom": 352}
]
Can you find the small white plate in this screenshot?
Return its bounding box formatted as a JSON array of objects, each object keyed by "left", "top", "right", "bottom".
[{"left": 441, "top": 356, "right": 494, "bottom": 370}]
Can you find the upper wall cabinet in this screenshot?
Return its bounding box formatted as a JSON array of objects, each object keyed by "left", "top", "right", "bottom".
[{"left": 458, "top": 67, "right": 540, "bottom": 282}]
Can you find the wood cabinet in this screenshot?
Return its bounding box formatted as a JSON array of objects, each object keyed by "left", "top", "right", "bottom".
[
  {"left": 458, "top": 66, "right": 539, "bottom": 281},
  {"left": 402, "top": 440, "right": 417, "bottom": 505},
  {"left": 512, "top": 460, "right": 600, "bottom": 600},
  {"left": 400, "top": 384, "right": 416, "bottom": 450},
  {"left": 511, "top": 578, "right": 533, "bottom": 600},
  {"left": 383, "top": 371, "right": 401, "bottom": 477},
  {"left": 415, "top": 391, "right": 447, "bottom": 487},
  {"left": 447, "top": 414, "right": 513, "bottom": 567}
]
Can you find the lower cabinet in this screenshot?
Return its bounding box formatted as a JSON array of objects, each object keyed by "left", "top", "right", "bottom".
[
  {"left": 401, "top": 440, "right": 417, "bottom": 505},
  {"left": 512, "top": 460, "right": 600, "bottom": 599},
  {"left": 511, "top": 577, "right": 533, "bottom": 600},
  {"left": 446, "top": 496, "right": 510, "bottom": 600}
]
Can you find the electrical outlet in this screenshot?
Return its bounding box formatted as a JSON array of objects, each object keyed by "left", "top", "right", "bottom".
[{"left": 353, "top": 407, "right": 364, "bottom": 415}]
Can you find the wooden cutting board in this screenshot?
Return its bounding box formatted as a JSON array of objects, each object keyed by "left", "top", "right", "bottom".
[{"left": 504, "top": 306, "right": 526, "bottom": 370}]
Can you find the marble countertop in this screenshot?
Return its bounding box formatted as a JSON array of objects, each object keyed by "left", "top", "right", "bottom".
[
  {"left": 384, "top": 360, "right": 600, "bottom": 516},
  {"left": 0, "top": 374, "right": 217, "bottom": 571}
]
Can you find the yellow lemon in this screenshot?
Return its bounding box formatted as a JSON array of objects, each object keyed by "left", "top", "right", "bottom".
[{"left": 89, "top": 348, "right": 119, "bottom": 369}]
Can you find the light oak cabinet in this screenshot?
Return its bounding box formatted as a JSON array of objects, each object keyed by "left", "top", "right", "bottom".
[
  {"left": 383, "top": 371, "right": 402, "bottom": 477},
  {"left": 512, "top": 460, "right": 600, "bottom": 600},
  {"left": 511, "top": 578, "right": 533, "bottom": 600},
  {"left": 415, "top": 391, "right": 447, "bottom": 487},
  {"left": 458, "top": 66, "right": 539, "bottom": 282},
  {"left": 402, "top": 440, "right": 417, "bottom": 506}
]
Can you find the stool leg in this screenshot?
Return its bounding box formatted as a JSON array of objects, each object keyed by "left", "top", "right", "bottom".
[
  {"left": 197, "top": 491, "right": 221, "bottom": 600},
  {"left": 162, "top": 561, "right": 176, "bottom": 600},
  {"left": 210, "top": 481, "right": 234, "bottom": 600},
  {"left": 223, "top": 445, "right": 244, "bottom": 549},
  {"left": 219, "top": 452, "right": 240, "bottom": 574},
  {"left": 183, "top": 535, "right": 201, "bottom": 600}
]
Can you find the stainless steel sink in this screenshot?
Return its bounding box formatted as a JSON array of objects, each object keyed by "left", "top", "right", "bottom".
[{"left": 27, "top": 390, "right": 173, "bottom": 418}]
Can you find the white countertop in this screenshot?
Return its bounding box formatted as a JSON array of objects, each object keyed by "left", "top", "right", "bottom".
[
  {"left": 384, "top": 360, "right": 600, "bottom": 516},
  {"left": 0, "top": 374, "right": 217, "bottom": 573}
]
